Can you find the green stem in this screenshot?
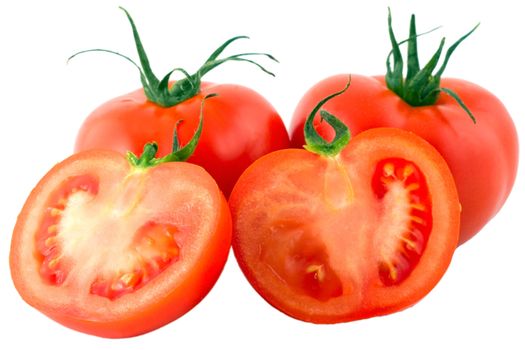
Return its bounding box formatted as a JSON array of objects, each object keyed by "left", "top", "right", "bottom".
[
  {"left": 303, "top": 76, "right": 352, "bottom": 157},
  {"left": 120, "top": 7, "right": 159, "bottom": 91},
  {"left": 68, "top": 7, "right": 277, "bottom": 108},
  {"left": 385, "top": 8, "right": 478, "bottom": 123},
  {"left": 127, "top": 94, "right": 216, "bottom": 169}
]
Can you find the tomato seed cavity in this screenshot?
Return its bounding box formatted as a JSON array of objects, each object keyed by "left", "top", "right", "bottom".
[
  {"left": 372, "top": 158, "right": 432, "bottom": 286},
  {"left": 262, "top": 223, "right": 343, "bottom": 301}
]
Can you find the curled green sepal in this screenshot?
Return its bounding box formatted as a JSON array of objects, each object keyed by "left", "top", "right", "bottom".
[
  {"left": 127, "top": 94, "right": 216, "bottom": 169},
  {"left": 68, "top": 7, "right": 277, "bottom": 108},
  {"left": 303, "top": 76, "right": 351, "bottom": 157},
  {"left": 385, "top": 8, "right": 478, "bottom": 123}
]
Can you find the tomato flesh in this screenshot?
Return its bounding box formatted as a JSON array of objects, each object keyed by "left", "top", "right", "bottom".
[
  {"left": 230, "top": 128, "right": 459, "bottom": 323},
  {"left": 10, "top": 150, "right": 232, "bottom": 337}
]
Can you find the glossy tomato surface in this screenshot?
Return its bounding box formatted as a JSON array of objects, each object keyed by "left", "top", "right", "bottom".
[
  {"left": 75, "top": 82, "right": 290, "bottom": 197},
  {"left": 290, "top": 74, "right": 519, "bottom": 244},
  {"left": 10, "top": 150, "right": 231, "bottom": 338},
  {"left": 230, "top": 128, "right": 460, "bottom": 323}
]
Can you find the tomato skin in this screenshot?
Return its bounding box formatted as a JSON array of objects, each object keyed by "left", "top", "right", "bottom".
[
  {"left": 75, "top": 82, "right": 290, "bottom": 198},
  {"left": 10, "top": 150, "right": 232, "bottom": 338},
  {"left": 290, "top": 74, "right": 519, "bottom": 244},
  {"left": 230, "top": 128, "right": 460, "bottom": 323}
]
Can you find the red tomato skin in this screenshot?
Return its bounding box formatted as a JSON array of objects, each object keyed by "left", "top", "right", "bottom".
[
  {"left": 290, "top": 74, "right": 519, "bottom": 244},
  {"left": 75, "top": 82, "right": 291, "bottom": 197},
  {"left": 10, "top": 150, "right": 232, "bottom": 338}
]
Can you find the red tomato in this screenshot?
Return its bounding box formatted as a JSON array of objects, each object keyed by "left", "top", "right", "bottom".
[
  {"left": 230, "top": 127, "right": 460, "bottom": 323},
  {"left": 75, "top": 82, "right": 289, "bottom": 197},
  {"left": 290, "top": 14, "right": 519, "bottom": 244},
  {"left": 10, "top": 148, "right": 231, "bottom": 337},
  {"left": 72, "top": 9, "right": 290, "bottom": 197}
]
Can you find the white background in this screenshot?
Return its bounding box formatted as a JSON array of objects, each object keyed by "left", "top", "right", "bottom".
[{"left": 1, "top": 0, "right": 523, "bottom": 348}]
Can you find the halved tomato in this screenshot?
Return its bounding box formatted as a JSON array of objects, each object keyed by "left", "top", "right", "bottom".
[
  {"left": 10, "top": 148, "right": 231, "bottom": 337},
  {"left": 229, "top": 127, "right": 460, "bottom": 323}
]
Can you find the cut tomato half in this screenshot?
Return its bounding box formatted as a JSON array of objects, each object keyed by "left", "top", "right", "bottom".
[
  {"left": 229, "top": 128, "right": 460, "bottom": 323},
  {"left": 10, "top": 149, "right": 231, "bottom": 337}
]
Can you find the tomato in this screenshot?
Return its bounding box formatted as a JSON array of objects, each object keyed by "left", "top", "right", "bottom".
[
  {"left": 230, "top": 84, "right": 460, "bottom": 323},
  {"left": 10, "top": 106, "right": 232, "bottom": 338},
  {"left": 290, "top": 13, "right": 518, "bottom": 244},
  {"left": 75, "top": 82, "right": 289, "bottom": 197},
  {"left": 73, "top": 8, "right": 290, "bottom": 197}
]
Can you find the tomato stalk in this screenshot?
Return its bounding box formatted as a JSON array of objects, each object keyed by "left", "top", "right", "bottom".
[
  {"left": 68, "top": 7, "right": 277, "bottom": 108},
  {"left": 127, "top": 94, "right": 216, "bottom": 168},
  {"left": 303, "top": 77, "right": 351, "bottom": 157},
  {"left": 385, "top": 9, "right": 478, "bottom": 123}
]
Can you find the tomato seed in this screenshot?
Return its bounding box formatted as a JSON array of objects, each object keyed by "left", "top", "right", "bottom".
[
  {"left": 403, "top": 164, "right": 415, "bottom": 178},
  {"left": 49, "top": 208, "right": 63, "bottom": 217},
  {"left": 383, "top": 162, "right": 395, "bottom": 177}
]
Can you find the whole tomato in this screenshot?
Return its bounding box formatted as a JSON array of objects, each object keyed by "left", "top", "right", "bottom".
[
  {"left": 290, "top": 12, "right": 519, "bottom": 245},
  {"left": 73, "top": 8, "right": 290, "bottom": 197}
]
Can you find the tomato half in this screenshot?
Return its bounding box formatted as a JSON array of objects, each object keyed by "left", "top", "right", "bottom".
[
  {"left": 230, "top": 128, "right": 460, "bottom": 323},
  {"left": 10, "top": 149, "right": 231, "bottom": 338}
]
